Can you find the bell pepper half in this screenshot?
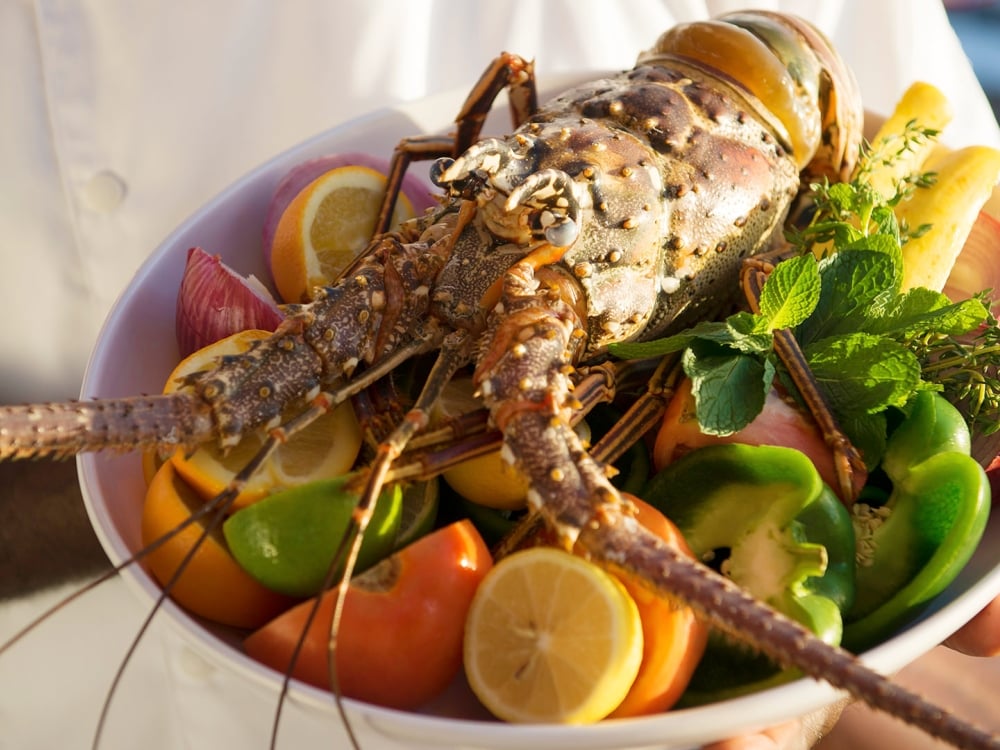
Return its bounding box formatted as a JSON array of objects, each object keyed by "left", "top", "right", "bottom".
[
  {"left": 842, "top": 391, "right": 991, "bottom": 652},
  {"left": 640, "top": 443, "right": 856, "bottom": 703}
]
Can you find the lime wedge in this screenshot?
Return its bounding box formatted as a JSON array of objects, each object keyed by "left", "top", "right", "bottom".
[
  {"left": 456, "top": 493, "right": 529, "bottom": 547},
  {"left": 395, "top": 478, "right": 440, "bottom": 549},
  {"left": 223, "top": 473, "right": 402, "bottom": 597}
]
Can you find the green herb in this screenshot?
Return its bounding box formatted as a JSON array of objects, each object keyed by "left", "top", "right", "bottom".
[
  {"left": 911, "top": 296, "right": 1000, "bottom": 437},
  {"left": 610, "top": 126, "right": 995, "bottom": 466}
]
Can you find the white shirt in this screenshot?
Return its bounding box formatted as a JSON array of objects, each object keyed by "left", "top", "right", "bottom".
[
  {"left": 2, "top": 0, "right": 998, "bottom": 403},
  {"left": 1, "top": 1, "right": 998, "bottom": 749}
]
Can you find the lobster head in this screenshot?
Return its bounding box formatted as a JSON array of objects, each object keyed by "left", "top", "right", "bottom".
[{"left": 638, "top": 10, "right": 864, "bottom": 185}]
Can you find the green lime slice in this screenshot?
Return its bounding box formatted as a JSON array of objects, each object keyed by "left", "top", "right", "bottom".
[
  {"left": 395, "top": 478, "right": 440, "bottom": 549},
  {"left": 223, "top": 473, "right": 402, "bottom": 597},
  {"left": 456, "top": 493, "right": 529, "bottom": 547}
]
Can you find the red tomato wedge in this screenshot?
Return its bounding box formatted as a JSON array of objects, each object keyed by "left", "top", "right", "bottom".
[
  {"left": 244, "top": 520, "right": 492, "bottom": 710},
  {"left": 655, "top": 378, "right": 867, "bottom": 500}
]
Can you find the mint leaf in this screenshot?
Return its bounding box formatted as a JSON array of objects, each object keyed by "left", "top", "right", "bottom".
[
  {"left": 721, "top": 312, "right": 774, "bottom": 354},
  {"left": 839, "top": 411, "right": 889, "bottom": 471},
  {"left": 847, "top": 229, "right": 903, "bottom": 260},
  {"left": 683, "top": 341, "right": 772, "bottom": 435},
  {"left": 867, "top": 205, "right": 902, "bottom": 241},
  {"left": 803, "top": 250, "right": 899, "bottom": 342},
  {"left": 759, "top": 254, "right": 821, "bottom": 330},
  {"left": 805, "top": 333, "right": 921, "bottom": 414},
  {"left": 608, "top": 320, "right": 732, "bottom": 360},
  {"left": 871, "top": 290, "right": 987, "bottom": 339},
  {"left": 609, "top": 313, "right": 773, "bottom": 360}
]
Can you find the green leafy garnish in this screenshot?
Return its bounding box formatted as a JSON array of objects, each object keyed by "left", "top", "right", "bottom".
[{"left": 610, "top": 124, "right": 995, "bottom": 465}]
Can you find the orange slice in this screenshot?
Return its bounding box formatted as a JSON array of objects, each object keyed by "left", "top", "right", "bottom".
[
  {"left": 269, "top": 165, "right": 414, "bottom": 303},
  {"left": 163, "top": 330, "right": 363, "bottom": 509},
  {"left": 141, "top": 459, "right": 296, "bottom": 628}
]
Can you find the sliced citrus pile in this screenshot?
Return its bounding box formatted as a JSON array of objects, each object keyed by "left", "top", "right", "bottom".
[
  {"left": 161, "top": 330, "right": 363, "bottom": 509},
  {"left": 269, "top": 165, "right": 415, "bottom": 303},
  {"left": 463, "top": 546, "right": 644, "bottom": 724}
]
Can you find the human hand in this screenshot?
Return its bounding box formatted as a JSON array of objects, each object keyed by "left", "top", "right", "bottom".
[
  {"left": 701, "top": 700, "right": 847, "bottom": 750},
  {"left": 701, "top": 595, "right": 1000, "bottom": 750},
  {"left": 944, "top": 595, "right": 1000, "bottom": 657}
]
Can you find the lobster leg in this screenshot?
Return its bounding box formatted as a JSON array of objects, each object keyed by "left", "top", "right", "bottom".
[
  {"left": 377, "top": 52, "right": 538, "bottom": 235},
  {"left": 740, "top": 257, "right": 867, "bottom": 504},
  {"left": 476, "top": 261, "right": 1000, "bottom": 750},
  {"left": 312, "top": 329, "right": 475, "bottom": 749}
]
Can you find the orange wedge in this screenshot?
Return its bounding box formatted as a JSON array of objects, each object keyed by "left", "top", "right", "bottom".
[
  {"left": 269, "top": 165, "right": 414, "bottom": 303},
  {"left": 162, "top": 330, "right": 363, "bottom": 510},
  {"left": 141, "top": 459, "right": 296, "bottom": 628}
]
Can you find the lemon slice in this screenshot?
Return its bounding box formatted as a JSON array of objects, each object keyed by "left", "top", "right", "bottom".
[
  {"left": 269, "top": 165, "right": 414, "bottom": 303},
  {"left": 463, "top": 546, "right": 643, "bottom": 724},
  {"left": 435, "top": 378, "right": 530, "bottom": 510},
  {"left": 164, "top": 330, "right": 363, "bottom": 509}
]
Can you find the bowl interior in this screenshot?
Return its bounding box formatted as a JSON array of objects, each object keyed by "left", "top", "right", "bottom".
[{"left": 78, "top": 74, "right": 1000, "bottom": 749}]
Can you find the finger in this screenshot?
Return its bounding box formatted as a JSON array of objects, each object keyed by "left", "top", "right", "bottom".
[
  {"left": 944, "top": 596, "right": 1000, "bottom": 656},
  {"left": 702, "top": 719, "right": 801, "bottom": 750},
  {"left": 703, "top": 698, "right": 850, "bottom": 750}
]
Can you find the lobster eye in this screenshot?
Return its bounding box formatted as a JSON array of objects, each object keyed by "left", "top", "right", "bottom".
[
  {"left": 544, "top": 218, "right": 579, "bottom": 248},
  {"left": 429, "top": 157, "right": 456, "bottom": 187}
]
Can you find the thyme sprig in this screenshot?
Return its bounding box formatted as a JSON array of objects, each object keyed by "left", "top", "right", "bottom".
[
  {"left": 789, "top": 119, "right": 940, "bottom": 255},
  {"left": 911, "top": 293, "right": 1000, "bottom": 437}
]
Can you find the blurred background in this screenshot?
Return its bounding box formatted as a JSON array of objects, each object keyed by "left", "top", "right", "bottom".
[{"left": 948, "top": 1, "right": 1000, "bottom": 116}]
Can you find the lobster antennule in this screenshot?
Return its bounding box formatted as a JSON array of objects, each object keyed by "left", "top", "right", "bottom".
[{"left": 0, "top": 394, "right": 214, "bottom": 460}]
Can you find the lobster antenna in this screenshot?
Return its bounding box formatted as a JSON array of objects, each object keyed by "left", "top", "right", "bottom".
[
  {"left": 323, "top": 331, "right": 475, "bottom": 750},
  {"left": 88, "top": 435, "right": 283, "bottom": 749},
  {"left": 0, "top": 453, "right": 274, "bottom": 659}
]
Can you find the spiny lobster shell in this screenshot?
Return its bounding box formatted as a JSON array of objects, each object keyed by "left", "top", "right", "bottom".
[{"left": 75, "top": 74, "right": 1000, "bottom": 749}]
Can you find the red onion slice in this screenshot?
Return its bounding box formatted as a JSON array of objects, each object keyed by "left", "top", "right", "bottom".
[
  {"left": 944, "top": 209, "right": 1000, "bottom": 313},
  {"left": 176, "top": 247, "right": 284, "bottom": 358}
]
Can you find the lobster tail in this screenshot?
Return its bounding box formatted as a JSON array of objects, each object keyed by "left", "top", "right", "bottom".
[
  {"left": 639, "top": 11, "right": 863, "bottom": 182},
  {"left": 0, "top": 394, "right": 214, "bottom": 460}
]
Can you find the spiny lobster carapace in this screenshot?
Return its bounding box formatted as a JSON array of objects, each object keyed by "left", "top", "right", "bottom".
[{"left": 1, "top": 10, "right": 998, "bottom": 750}]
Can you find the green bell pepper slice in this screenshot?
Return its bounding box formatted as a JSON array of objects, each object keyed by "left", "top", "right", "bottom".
[
  {"left": 843, "top": 391, "right": 991, "bottom": 652},
  {"left": 641, "top": 443, "right": 856, "bottom": 703}
]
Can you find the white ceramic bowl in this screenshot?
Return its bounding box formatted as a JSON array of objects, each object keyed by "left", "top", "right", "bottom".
[{"left": 79, "top": 74, "right": 1000, "bottom": 749}]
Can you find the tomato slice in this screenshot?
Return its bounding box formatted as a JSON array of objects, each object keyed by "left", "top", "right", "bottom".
[
  {"left": 244, "top": 520, "right": 492, "bottom": 710},
  {"left": 655, "top": 377, "right": 867, "bottom": 501}
]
